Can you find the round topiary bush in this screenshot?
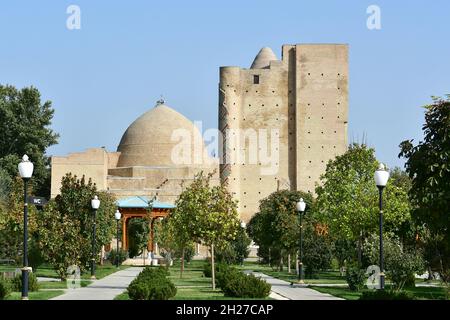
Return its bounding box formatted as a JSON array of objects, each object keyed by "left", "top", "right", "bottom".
[
  {"left": 127, "top": 267, "right": 176, "bottom": 300},
  {"left": 216, "top": 268, "right": 271, "bottom": 298}
]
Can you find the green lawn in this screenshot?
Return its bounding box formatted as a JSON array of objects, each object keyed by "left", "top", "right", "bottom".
[
  {"left": 238, "top": 261, "right": 346, "bottom": 285},
  {"left": 115, "top": 260, "right": 272, "bottom": 300},
  {"left": 310, "top": 285, "right": 449, "bottom": 300},
  {"left": 39, "top": 280, "right": 92, "bottom": 289},
  {"left": 6, "top": 290, "right": 65, "bottom": 300},
  {"left": 1, "top": 263, "right": 129, "bottom": 280}
]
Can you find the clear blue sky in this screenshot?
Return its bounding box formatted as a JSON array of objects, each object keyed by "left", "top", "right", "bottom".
[{"left": 1, "top": 0, "right": 449, "bottom": 168}]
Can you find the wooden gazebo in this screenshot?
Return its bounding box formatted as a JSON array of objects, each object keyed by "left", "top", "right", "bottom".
[{"left": 116, "top": 196, "right": 175, "bottom": 253}]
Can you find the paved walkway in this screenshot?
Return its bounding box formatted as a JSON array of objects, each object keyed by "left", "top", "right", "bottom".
[
  {"left": 248, "top": 272, "right": 343, "bottom": 300},
  {"left": 51, "top": 267, "right": 142, "bottom": 300}
]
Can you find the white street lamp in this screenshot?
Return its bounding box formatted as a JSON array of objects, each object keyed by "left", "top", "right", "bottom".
[
  {"left": 90, "top": 196, "right": 100, "bottom": 279},
  {"left": 114, "top": 209, "right": 122, "bottom": 268},
  {"left": 18, "top": 155, "right": 33, "bottom": 300},
  {"left": 374, "top": 163, "right": 390, "bottom": 187},
  {"left": 91, "top": 195, "right": 100, "bottom": 210},
  {"left": 296, "top": 198, "right": 306, "bottom": 283},
  {"left": 374, "top": 163, "right": 389, "bottom": 290}
]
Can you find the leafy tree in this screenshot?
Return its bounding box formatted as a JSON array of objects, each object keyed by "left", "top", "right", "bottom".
[
  {"left": 36, "top": 201, "right": 84, "bottom": 279},
  {"left": 0, "top": 85, "right": 59, "bottom": 196},
  {"left": 399, "top": 96, "right": 450, "bottom": 282},
  {"left": 127, "top": 218, "right": 149, "bottom": 258},
  {"left": 302, "top": 219, "right": 333, "bottom": 278},
  {"left": 215, "top": 225, "right": 251, "bottom": 265},
  {"left": 315, "top": 143, "right": 411, "bottom": 265},
  {"left": 248, "top": 190, "right": 314, "bottom": 271},
  {"left": 0, "top": 177, "right": 38, "bottom": 263},
  {"left": 172, "top": 171, "right": 239, "bottom": 288},
  {"left": 36, "top": 173, "right": 116, "bottom": 277}
]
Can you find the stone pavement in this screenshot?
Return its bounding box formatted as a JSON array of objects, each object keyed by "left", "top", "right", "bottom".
[
  {"left": 247, "top": 272, "right": 344, "bottom": 300},
  {"left": 51, "top": 267, "right": 143, "bottom": 300}
]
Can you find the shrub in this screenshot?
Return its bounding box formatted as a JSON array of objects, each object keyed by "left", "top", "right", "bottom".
[
  {"left": 127, "top": 267, "right": 176, "bottom": 300},
  {"left": 128, "top": 281, "right": 150, "bottom": 300},
  {"left": 108, "top": 249, "right": 128, "bottom": 266},
  {"left": 363, "top": 233, "right": 425, "bottom": 290},
  {"left": 0, "top": 278, "right": 11, "bottom": 300},
  {"left": 203, "top": 262, "right": 228, "bottom": 278},
  {"left": 219, "top": 271, "right": 271, "bottom": 298},
  {"left": 359, "top": 290, "right": 415, "bottom": 300},
  {"left": 12, "top": 272, "right": 39, "bottom": 292},
  {"left": 346, "top": 265, "right": 366, "bottom": 291}
]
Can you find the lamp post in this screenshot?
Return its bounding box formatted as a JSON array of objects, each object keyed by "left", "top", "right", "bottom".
[
  {"left": 18, "top": 155, "right": 33, "bottom": 300},
  {"left": 296, "top": 198, "right": 306, "bottom": 283},
  {"left": 114, "top": 209, "right": 122, "bottom": 268},
  {"left": 374, "top": 163, "right": 389, "bottom": 290},
  {"left": 91, "top": 195, "right": 100, "bottom": 279}
]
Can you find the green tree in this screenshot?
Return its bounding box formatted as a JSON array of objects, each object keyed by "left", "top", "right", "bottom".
[
  {"left": 127, "top": 218, "right": 149, "bottom": 258},
  {"left": 0, "top": 85, "right": 59, "bottom": 197},
  {"left": 36, "top": 173, "right": 116, "bottom": 277},
  {"left": 0, "top": 177, "right": 39, "bottom": 263},
  {"left": 315, "top": 143, "right": 411, "bottom": 265},
  {"left": 399, "top": 95, "right": 450, "bottom": 282},
  {"left": 248, "top": 190, "right": 314, "bottom": 271},
  {"left": 172, "top": 171, "right": 239, "bottom": 288},
  {"left": 36, "top": 201, "right": 84, "bottom": 279},
  {"left": 215, "top": 225, "right": 251, "bottom": 265}
]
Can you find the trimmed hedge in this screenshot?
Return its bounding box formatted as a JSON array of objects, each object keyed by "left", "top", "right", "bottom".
[
  {"left": 127, "top": 267, "right": 176, "bottom": 300},
  {"left": 359, "top": 290, "right": 415, "bottom": 300},
  {"left": 216, "top": 265, "right": 271, "bottom": 298},
  {"left": 12, "top": 272, "right": 39, "bottom": 292},
  {"left": 0, "top": 278, "right": 11, "bottom": 300}
]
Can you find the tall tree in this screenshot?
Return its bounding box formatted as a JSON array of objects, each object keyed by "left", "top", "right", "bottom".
[
  {"left": 0, "top": 85, "right": 59, "bottom": 196},
  {"left": 171, "top": 171, "right": 239, "bottom": 288},
  {"left": 315, "top": 143, "right": 411, "bottom": 264},
  {"left": 248, "top": 190, "right": 314, "bottom": 271},
  {"left": 37, "top": 173, "right": 116, "bottom": 276},
  {"left": 399, "top": 95, "right": 450, "bottom": 281}
]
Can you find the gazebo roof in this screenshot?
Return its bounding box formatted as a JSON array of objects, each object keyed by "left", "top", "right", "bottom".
[{"left": 116, "top": 196, "right": 175, "bottom": 209}]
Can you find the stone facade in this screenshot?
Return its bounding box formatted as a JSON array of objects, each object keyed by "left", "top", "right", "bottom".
[
  {"left": 51, "top": 43, "right": 348, "bottom": 225},
  {"left": 219, "top": 44, "right": 348, "bottom": 222},
  {"left": 51, "top": 101, "right": 219, "bottom": 202}
]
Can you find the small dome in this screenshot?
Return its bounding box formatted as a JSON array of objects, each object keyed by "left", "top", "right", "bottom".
[
  {"left": 250, "top": 47, "right": 278, "bottom": 69},
  {"left": 117, "top": 101, "right": 207, "bottom": 167}
]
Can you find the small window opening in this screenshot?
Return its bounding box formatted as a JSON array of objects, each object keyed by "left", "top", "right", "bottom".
[{"left": 253, "top": 75, "right": 260, "bottom": 84}]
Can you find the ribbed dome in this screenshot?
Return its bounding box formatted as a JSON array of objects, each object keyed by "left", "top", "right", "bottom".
[
  {"left": 250, "top": 47, "right": 278, "bottom": 69},
  {"left": 117, "top": 102, "right": 207, "bottom": 167}
]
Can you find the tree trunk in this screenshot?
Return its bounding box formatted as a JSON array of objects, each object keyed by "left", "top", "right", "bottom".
[
  {"left": 296, "top": 253, "right": 299, "bottom": 276},
  {"left": 180, "top": 246, "right": 185, "bottom": 279},
  {"left": 357, "top": 234, "right": 362, "bottom": 266},
  {"left": 279, "top": 254, "right": 284, "bottom": 272},
  {"left": 211, "top": 244, "right": 216, "bottom": 290},
  {"left": 268, "top": 248, "right": 271, "bottom": 266},
  {"left": 288, "top": 254, "right": 291, "bottom": 273}
]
